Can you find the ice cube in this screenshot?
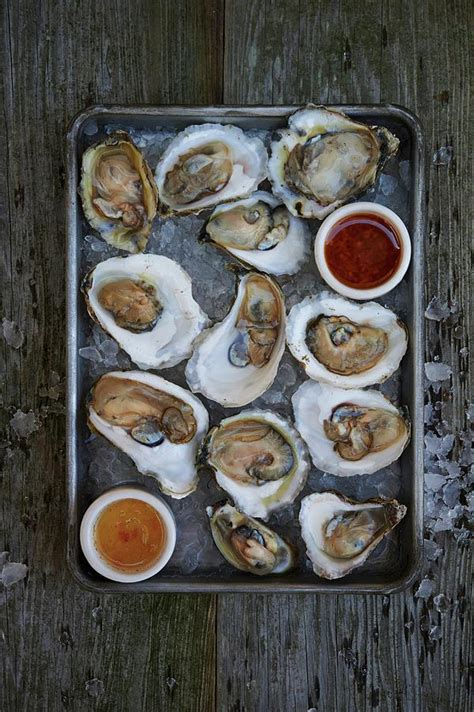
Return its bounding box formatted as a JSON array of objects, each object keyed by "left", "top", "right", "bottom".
[
  {"left": 424, "top": 296, "right": 450, "bottom": 322},
  {"left": 433, "top": 594, "right": 450, "bottom": 613},
  {"left": 442, "top": 480, "right": 461, "bottom": 509},
  {"left": 1, "top": 561, "right": 28, "bottom": 587},
  {"left": 100, "top": 339, "right": 119, "bottom": 357},
  {"left": 10, "top": 410, "right": 41, "bottom": 439},
  {"left": 79, "top": 346, "right": 102, "bottom": 362},
  {"left": 85, "top": 679, "right": 104, "bottom": 698},
  {"left": 424, "top": 362, "right": 452, "bottom": 382},
  {"left": 415, "top": 577, "right": 434, "bottom": 599},
  {"left": 432, "top": 146, "right": 453, "bottom": 165},
  {"left": 424, "top": 539, "right": 443, "bottom": 562},
  {"left": 2, "top": 318, "right": 24, "bottom": 349},
  {"left": 424, "top": 472, "right": 445, "bottom": 491},
  {"left": 429, "top": 625, "right": 442, "bottom": 641}
]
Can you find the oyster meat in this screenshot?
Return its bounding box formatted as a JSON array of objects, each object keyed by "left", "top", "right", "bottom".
[
  {"left": 207, "top": 502, "right": 296, "bottom": 575},
  {"left": 185, "top": 273, "right": 285, "bottom": 407},
  {"left": 286, "top": 292, "right": 408, "bottom": 388},
  {"left": 204, "top": 410, "right": 309, "bottom": 519},
  {"left": 203, "top": 191, "right": 310, "bottom": 275},
  {"left": 155, "top": 124, "right": 267, "bottom": 214},
  {"left": 88, "top": 371, "right": 208, "bottom": 498},
  {"left": 299, "top": 492, "right": 407, "bottom": 579},
  {"left": 79, "top": 131, "right": 158, "bottom": 252},
  {"left": 292, "top": 381, "right": 409, "bottom": 476},
  {"left": 269, "top": 105, "right": 399, "bottom": 218},
  {"left": 83, "top": 254, "right": 208, "bottom": 370}
]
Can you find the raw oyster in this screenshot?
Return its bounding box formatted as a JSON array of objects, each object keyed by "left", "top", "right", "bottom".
[
  {"left": 204, "top": 410, "right": 309, "bottom": 519},
  {"left": 83, "top": 254, "right": 208, "bottom": 370},
  {"left": 299, "top": 492, "right": 406, "bottom": 579},
  {"left": 207, "top": 502, "right": 296, "bottom": 575},
  {"left": 87, "top": 371, "right": 208, "bottom": 498},
  {"left": 203, "top": 191, "right": 310, "bottom": 275},
  {"left": 269, "top": 105, "right": 399, "bottom": 219},
  {"left": 185, "top": 273, "right": 285, "bottom": 407},
  {"left": 79, "top": 131, "right": 158, "bottom": 252},
  {"left": 292, "top": 381, "right": 409, "bottom": 476},
  {"left": 286, "top": 292, "right": 408, "bottom": 388},
  {"left": 155, "top": 124, "right": 267, "bottom": 214}
]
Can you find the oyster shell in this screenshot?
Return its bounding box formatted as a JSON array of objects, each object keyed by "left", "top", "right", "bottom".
[
  {"left": 299, "top": 492, "right": 406, "bottom": 579},
  {"left": 83, "top": 254, "right": 209, "bottom": 370},
  {"left": 269, "top": 105, "right": 399, "bottom": 219},
  {"left": 204, "top": 410, "right": 309, "bottom": 519},
  {"left": 203, "top": 191, "right": 310, "bottom": 275},
  {"left": 286, "top": 292, "right": 408, "bottom": 388},
  {"left": 87, "top": 371, "right": 208, "bottom": 498},
  {"left": 207, "top": 502, "right": 296, "bottom": 575},
  {"left": 155, "top": 124, "right": 268, "bottom": 214},
  {"left": 79, "top": 131, "right": 158, "bottom": 252},
  {"left": 292, "top": 381, "right": 410, "bottom": 476},
  {"left": 185, "top": 273, "right": 285, "bottom": 407}
]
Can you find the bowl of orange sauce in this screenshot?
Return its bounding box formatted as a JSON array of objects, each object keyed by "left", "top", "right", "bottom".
[
  {"left": 80, "top": 487, "right": 176, "bottom": 582},
  {"left": 314, "top": 202, "right": 411, "bottom": 300}
]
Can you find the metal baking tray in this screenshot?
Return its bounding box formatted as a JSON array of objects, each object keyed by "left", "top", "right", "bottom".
[{"left": 66, "top": 104, "right": 424, "bottom": 593}]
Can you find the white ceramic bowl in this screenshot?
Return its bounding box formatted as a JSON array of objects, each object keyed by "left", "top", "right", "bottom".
[
  {"left": 314, "top": 202, "right": 412, "bottom": 300},
  {"left": 80, "top": 486, "right": 176, "bottom": 583}
]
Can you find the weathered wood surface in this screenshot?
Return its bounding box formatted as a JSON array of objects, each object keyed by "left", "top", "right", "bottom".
[{"left": 1, "top": 1, "right": 471, "bottom": 711}]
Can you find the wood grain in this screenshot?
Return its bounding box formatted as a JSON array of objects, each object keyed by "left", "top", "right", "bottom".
[
  {"left": 1, "top": 0, "right": 472, "bottom": 711},
  {"left": 0, "top": 1, "right": 222, "bottom": 710}
]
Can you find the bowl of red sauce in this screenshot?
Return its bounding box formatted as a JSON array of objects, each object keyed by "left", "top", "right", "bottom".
[
  {"left": 314, "top": 202, "right": 411, "bottom": 300},
  {"left": 80, "top": 487, "right": 176, "bottom": 582}
]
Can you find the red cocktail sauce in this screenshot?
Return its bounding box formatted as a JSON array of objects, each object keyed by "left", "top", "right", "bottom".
[{"left": 324, "top": 213, "right": 402, "bottom": 289}]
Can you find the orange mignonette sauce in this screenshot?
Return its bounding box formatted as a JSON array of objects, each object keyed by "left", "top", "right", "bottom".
[
  {"left": 94, "top": 498, "right": 166, "bottom": 573},
  {"left": 324, "top": 213, "right": 402, "bottom": 289}
]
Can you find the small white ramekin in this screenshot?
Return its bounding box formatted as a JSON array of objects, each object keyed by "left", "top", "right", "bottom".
[
  {"left": 80, "top": 486, "right": 176, "bottom": 583},
  {"left": 314, "top": 202, "right": 412, "bottom": 300}
]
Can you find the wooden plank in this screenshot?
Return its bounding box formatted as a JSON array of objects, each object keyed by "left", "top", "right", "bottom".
[
  {"left": 0, "top": 1, "right": 222, "bottom": 710},
  {"left": 219, "top": 1, "right": 472, "bottom": 711}
]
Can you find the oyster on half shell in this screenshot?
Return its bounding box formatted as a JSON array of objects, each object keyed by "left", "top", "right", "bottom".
[
  {"left": 155, "top": 124, "right": 268, "bottom": 214},
  {"left": 185, "top": 273, "right": 286, "bottom": 407},
  {"left": 79, "top": 131, "right": 158, "bottom": 252},
  {"left": 292, "top": 381, "right": 410, "bottom": 476},
  {"left": 204, "top": 410, "right": 309, "bottom": 519},
  {"left": 269, "top": 105, "right": 399, "bottom": 219},
  {"left": 203, "top": 191, "right": 310, "bottom": 276},
  {"left": 83, "top": 254, "right": 209, "bottom": 370},
  {"left": 286, "top": 292, "right": 408, "bottom": 388},
  {"left": 87, "top": 371, "right": 208, "bottom": 498},
  {"left": 299, "top": 491, "right": 407, "bottom": 579},
  {"left": 207, "top": 502, "right": 297, "bottom": 575}
]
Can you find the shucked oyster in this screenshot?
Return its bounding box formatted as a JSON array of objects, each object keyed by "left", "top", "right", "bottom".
[
  {"left": 155, "top": 124, "right": 267, "bottom": 214},
  {"left": 207, "top": 502, "right": 296, "bottom": 575},
  {"left": 83, "top": 254, "right": 209, "bottom": 370},
  {"left": 299, "top": 492, "right": 407, "bottom": 579},
  {"left": 286, "top": 292, "right": 408, "bottom": 388},
  {"left": 79, "top": 131, "right": 158, "bottom": 252},
  {"left": 204, "top": 410, "right": 309, "bottom": 519},
  {"left": 269, "top": 105, "right": 399, "bottom": 218},
  {"left": 292, "top": 381, "right": 409, "bottom": 476},
  {"left": 186, "top": 273, "right": 285, "bottom": 407},
  {"left": 88, "top": 371, "right": 208, "bottom": 498},
  {"left": 203, "top": 191, "right": 310, "bottom": 276}
]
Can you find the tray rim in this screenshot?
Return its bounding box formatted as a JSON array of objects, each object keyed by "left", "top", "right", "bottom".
[{"left": 66, "top": 103, "right": 425, "bottom": 595}]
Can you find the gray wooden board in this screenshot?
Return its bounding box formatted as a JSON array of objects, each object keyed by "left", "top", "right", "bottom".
[{"left": 0, "top": 1, "right": 471, "bottom": 711}]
